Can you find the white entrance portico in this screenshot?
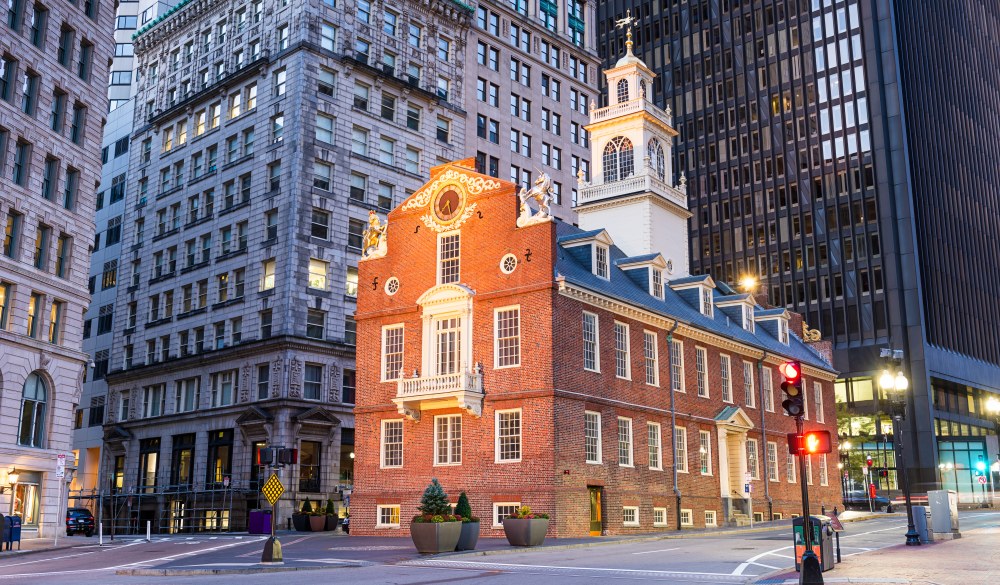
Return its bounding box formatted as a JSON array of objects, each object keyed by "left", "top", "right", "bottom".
[{"left": 714, "top": 406, "right": 755, "bottom": 522}]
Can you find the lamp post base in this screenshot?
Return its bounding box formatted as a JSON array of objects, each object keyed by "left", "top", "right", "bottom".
[
  {"left": 904, "top": 529, "right": 921, "bottom": 546},
  {"left": 800, "top": 552, "right": 824, "bottom": 584}
]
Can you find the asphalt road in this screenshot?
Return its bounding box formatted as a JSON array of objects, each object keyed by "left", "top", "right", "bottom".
[{"left": 1, "top": 511, "right": 996, "bottom": 584}]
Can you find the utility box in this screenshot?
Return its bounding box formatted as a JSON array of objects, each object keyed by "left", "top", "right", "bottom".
[
  {"left": 928, "top": 489, "right": 960, "bottom": 537},
  {"left": 3, "top": 516, "right": 21, "bottom": 550},
  {"left": 793, "top": 515, "right": 835, "bottom": 572}
]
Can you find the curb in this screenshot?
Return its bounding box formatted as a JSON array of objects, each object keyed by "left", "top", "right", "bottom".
[{"left": 117, "top": 564, "right": 362, "bottom": 576}]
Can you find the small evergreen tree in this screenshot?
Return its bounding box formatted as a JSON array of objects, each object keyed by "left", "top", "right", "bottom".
[
  {"left": 302, "top": 498, "right": 314, "bottom": 514},
  {"left": 455, "top": 492, "right": 473, "bottom": 520},
  {"left": 417, "top": 479, "right": 451, "bottom": 516},
  {"left": 326, "top": 499, "right": 336, "bottom": 515}
]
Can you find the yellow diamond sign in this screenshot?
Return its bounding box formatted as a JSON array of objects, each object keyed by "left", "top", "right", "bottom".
[{"left": 261, "top": 472, "right": 284, "bottom": 506}]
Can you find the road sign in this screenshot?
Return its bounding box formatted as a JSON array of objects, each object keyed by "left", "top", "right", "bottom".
[
  {"left": 830, "top": 514, "right": 845, "bottom": 532},
  {"left": 261, "top": 473, "right": 285, "bottom": 505},
  {"left": 56, "top": 453, "right": 66, "bottom": 479},
  {"left": 979, "top": 475, "right": 988, "bottom": 485},
  {"left": 744, "top": 483, "right": 752, "bottom": 493},
  {"left": 844, "top": 471, "right": 849, "bottom": 479}
]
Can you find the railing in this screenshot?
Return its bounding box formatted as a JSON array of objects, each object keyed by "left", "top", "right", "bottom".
[
  {"left": 579, "top": 172, "right": 688, "bottom": 208},
  {"left": 397, "top": 370, "right": 484, "bottom": 397},
  {"left": 590, "top": 96, "right": 673, "bottom": 128}
]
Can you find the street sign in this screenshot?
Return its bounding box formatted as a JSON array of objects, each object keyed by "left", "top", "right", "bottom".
[
  {"left": 56, "top": 453, "right": 66, "bottom": 479},
  {"left": 862, "top": 466, "right": 868, "bottom": 475},
  {"left": 979, "top": 475, "right": 988, "bottom": 485},
  {"left": 745, "top": 472, "right": 752, "bottom": 482},
  {"left": 744, "top": 483, "right": 751, "bottom": 493},
  {"left": 843, "top": 471, "right": 849, "bottom": 479},
  {"left": 261, "top": 472, "right": 285, "bottom": 505},
  {"left": 830, "top": 514, "right": 845, "bottom": 532}
]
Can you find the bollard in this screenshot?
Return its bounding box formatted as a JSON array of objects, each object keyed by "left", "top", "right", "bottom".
[
  {"left": 146, "top": 520, "right": 151, "bottom": 542},
  {"left": 99, "top": 522, "right": 104, "bottom": 546}
]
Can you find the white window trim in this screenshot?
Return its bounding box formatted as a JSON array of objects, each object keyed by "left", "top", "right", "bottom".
[
  {"left": 622, "top": 506, "right": 640, "bottom": 527},
  {"left": 699, "top": 430, "right": 713, "bottom": 476},
  {"left": 380, "top": 418, "right": 404, "bottom": 469},
  {"left": 375, "top": 504, "right": 401, "bottom": 528},
  {"left": 814, "top": 381, "right": 825, "bottom": 422},
  {"left": 720, "top": 354, "right": 733, "bottom": 404},
  {"left": 674, "top": 425, "right": 688, "bottom": 473},
  {"left": 433, "top": 414, "right": 462, "bottom": 466},
  {"left": 652, "top": 507, "right": 668, "bottom": 527},
  {"left": 593, "top": 243, "right": 610, "bottom": 280},
  {"left": 700, "top": 286, "right": 713, "bottom": 317},
  {"left": 583, "top": 311, "right": 600, "bottom": 373},
  {"left": 787, "top": 453, "right": 797, "bottom": 483},
  {"left": 671, "top": 339, "right": 685, "bottom": 393},
  {"left": 696, "top": 346, "right": 709, "bottom": 398},
  {"left": 767, "top": 441, "right": 780, "bottom": 482},
  {"left": 614, "top": 321, "right": 631, "bottom": 380},
  {"left": 495, "top": 408, "right": 522, "bottom": 463},
  {"left": 643, "top": 330, "right": 659, "bottom": 387},
  {"left": 493, "top": 501, "right": 521, "bottom": 528},
  {"left": 617, "top": 416, "right": 633, "bottom": 467},
  {"left": 493, "top": 305, "right": 521, "bottom": 369},
  {"left": 747, "top": 438, "right": 760, "bottom": 480},
  {"left": 763, "top": 368, "right": 774, "bottom": 412},
  {"left": 704, "top": 510, "right": 717, "bottom": 527},
  {"left": 743, "top": 360, "right": 756, "bottom": 409},
  {"left": 819, "top": 453, "right": 829, "bottom": 486},
  {"left": 585, "top": 410, "right": 602, "bottom": 464},
  {"left": 380, "top": 323, "right": 404, "bottom": 382},
  {"left": 436, "top": 230, "right": 461, "bottom": 285},
  {"left": 680, "top": 508, "right": 693, "bottom": 527},
  {"left": 648, "top": 421, "right": 662, "bottom": 471}
]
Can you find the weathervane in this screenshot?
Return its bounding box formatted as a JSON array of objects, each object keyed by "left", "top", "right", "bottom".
[{"left": 615, "top": 9, "right": 635, "bottom": 54}]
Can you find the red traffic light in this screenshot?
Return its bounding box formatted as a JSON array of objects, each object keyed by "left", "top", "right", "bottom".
[
  {"left": 803, "top": 431, "right": 832, "bottom": 454},
  {"left": 778, "top": 361, "right": 801, "bottom": 382},
  {"left": 866, "top": 455, "right": 874, "bottom": 468}
]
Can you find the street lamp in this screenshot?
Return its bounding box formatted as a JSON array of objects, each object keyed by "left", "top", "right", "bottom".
[{"left": 878, "top": 348, "right": 920, "bottom": 546}]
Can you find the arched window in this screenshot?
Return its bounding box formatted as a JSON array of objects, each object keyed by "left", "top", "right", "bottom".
[
  {"left": 639, "top": 79, "right": 647, "bottom": 100},
  {"left": 18, "top": 372, "right": 47, "bottom": 448},
  {"left": 603, "top": 136, "right": 635, "bottom": 182},
  {"left": 647, "top": 139, "right": 665, "bottom": 180},
  {"left": 616, "top": 78, "right": 629, "bottom": 103}
]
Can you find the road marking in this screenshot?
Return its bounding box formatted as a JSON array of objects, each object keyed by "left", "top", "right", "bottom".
[
  {"left": 631, "top": 547, "right": 681, "bottom": 555},
  {"left": 404, "top": 559, "right": 746, "bottom": 580},
  {"left": 0, "top": 552, "right": 95, "bottom": 567},
  {"left": 731, "top": 545, "right": 793, "bottom": 576},
  {"left": 742, "top": 560, "right": 781, "bottom": 570}
]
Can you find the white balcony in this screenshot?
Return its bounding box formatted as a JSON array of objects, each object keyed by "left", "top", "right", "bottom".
[
  {"left": 589, "top": 97, "right": 674, "bottom": 130},
  {"left": 578, "top": 172, "right": 688, "bottom": 209},
  {"left": 393, "top": 369, "right": 484, "bottom": 421}
]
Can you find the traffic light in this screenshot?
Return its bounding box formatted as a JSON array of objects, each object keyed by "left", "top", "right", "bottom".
[
  {"left": 866, "top": 455, "right": 874, "bottom": 469},
  {"left": 879, "top": 468, "right": 889, "bottom": 478},
  {"left": 802, "top": 430, "right": 832, "bottom": 454},
  {"left": 779, "top": 360, "right": 804, "bottom": 417}
]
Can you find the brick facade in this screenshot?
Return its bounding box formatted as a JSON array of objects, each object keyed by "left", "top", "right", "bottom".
[{"left": 353, "top": 159, "right": 840, "bottom": 538}]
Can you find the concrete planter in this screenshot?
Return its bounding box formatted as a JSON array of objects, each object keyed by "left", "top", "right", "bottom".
[
  {"left": 308, "top": 515, "right": 326, "bottom": 532},
  {"left": 325, "top": 515, "right": 340, "bottom": 531},
  {"left": 502, "top": 518, "right": 549, "bottom": 546},
  {"left": 455, "top": 521, "right": 480, "bottom": 550},
  {"left": 291, "top": 513, "right": 310, "bottom": 532},
  {"left": 410, "top": 521, "right": 462, "bottom": 553}
]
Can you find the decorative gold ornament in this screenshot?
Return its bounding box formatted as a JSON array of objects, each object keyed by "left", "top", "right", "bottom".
[{"left": 802, "top": 322, "right": 822, "bottom": 342}]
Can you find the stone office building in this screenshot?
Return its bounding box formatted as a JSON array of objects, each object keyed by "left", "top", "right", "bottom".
[
  {"left": 101, "top": 0, "right": 471, "bottom": 532},
  {"left": 0, "top": 0, "right": 113, "bottom": 536}
]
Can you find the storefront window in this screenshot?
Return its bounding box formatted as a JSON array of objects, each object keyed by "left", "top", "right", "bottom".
[{"left": 11, "top": 481, "right": 39, "bottom": 525}]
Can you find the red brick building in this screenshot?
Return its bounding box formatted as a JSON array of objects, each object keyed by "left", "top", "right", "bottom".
[{"left": 352, "top": 41, "right": 839, "bottom": 538}]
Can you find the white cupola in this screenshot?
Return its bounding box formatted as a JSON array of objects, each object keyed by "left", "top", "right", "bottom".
[{"left": 575, "top": 14, "right": 692, "bottom": 278}]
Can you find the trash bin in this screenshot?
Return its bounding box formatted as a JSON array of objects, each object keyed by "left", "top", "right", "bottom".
[
  {"left": 793, "top": 515, "right": 835, "bottom": 572},
  {"left": 4, "top": 516, "right": 21, "bottom": 551},
  {"left": 911, "top": 506, "right": 931, "bottom": 543},
  {"left": 248, "top": 510, "right": 272, "bottom": 535}
]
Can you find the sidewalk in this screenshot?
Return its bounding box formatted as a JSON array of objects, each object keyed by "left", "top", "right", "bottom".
[{"left": 753, "top": 521, "right": 1000, "bottom": 584}]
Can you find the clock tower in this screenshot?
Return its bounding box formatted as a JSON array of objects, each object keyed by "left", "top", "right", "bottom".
[{"left": 575, "top": 20, "right": 692, "bottom": 278}]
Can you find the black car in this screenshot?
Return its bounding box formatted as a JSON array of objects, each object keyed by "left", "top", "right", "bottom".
[
  {"left": 66, "top": 507, "right": 95, "bottom": 536},
  {"left": 843, "top": 490, "right": 894, "bottom": 513}
]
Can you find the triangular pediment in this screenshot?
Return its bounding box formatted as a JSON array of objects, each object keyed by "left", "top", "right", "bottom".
[
  {"left": 235, "top": 405, "right": 273, "bottom": 425},
  {"left": 103, "top": 425, "right": 132, "bottom": 442},
  {"left": 416, "top": 283, "right": 475, "bottom": 307},
  {"left": 713, "top": 406, "right": 755, "bottom": 430},
  {"left": 294, "top": 407, "right": 341, "bottom": 426}
]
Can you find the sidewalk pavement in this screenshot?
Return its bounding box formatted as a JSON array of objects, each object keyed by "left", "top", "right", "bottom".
[{"left": 753, "top": 520, "right": 1000, "bottom": 584}]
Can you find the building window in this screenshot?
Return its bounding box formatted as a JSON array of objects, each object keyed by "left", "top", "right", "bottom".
[
  {"left": 495, "top": 409, "right": 521, "bottom": 462},
  {"left": 814, "top": 382, "right": 825, "bottom": 422},
  {"left": 602, "top": 136, "right": 634, "bottom": 182},
  {"left": 720, "top": 355, "right": 733, "bottom": 403},
  {"left": 434, "top": 414, "right": 462, "bottom": 465},
  {"left": 210, "top": 371, "right": 235, "bottom": 407},
  {"left": 744, "top": 361, "right": 756, "bottom": 408},
  {"left": 306, "top": 309, "right": 325, "bottom": 339},
  {"left": 642, "top": 331, "right": 658, "bottom": 385},
  {"left": 26, "top": 292, "right": 42, "bottom": 338},
  {"left": 622, "top": 506, "right": 639, "bottom": 527},
  {"left": 705, "top": 510, "right": 717, "bottom": 527},
  {"left": 0, "top": 281, "right": 10, "bottom": 329},
  {"left": 648, "top": 422, "right": 662, "bottom": 470},
  {"left": 260, "top": 259, "right": 275, "bottom": 291},
  {"left": 304, "top": 363, "right": 322, "bottom": 400},
  {"left": 787, "top": 453, "right": 796, "bottom": 483},
  {"left": 674, "top": 426, "right": 688, "bottom": 473},
  {"left": 495, "top": 307, "right": 520, "bottom": 368},
  {"left": 433, "top": 316, "right": 461, "bottom": 375},
  {"left": 18, "top": 372, "right": 47, "bottom": 447},
  {"left": 138, "top": 438, "right": 160, "bottom": 492},
  {"left": 493, "top": 503, "right": 520, "bottom": 528},
  {"left": 671, "top": 340, "right": 685, "bottom": 392},
  {"left": 747, "top": 439, "right": 760, "bottom": 480},
  {"left": 381, "top": 419, "right": 403, "bottom": 468},
  {"left": 257, "top": 364, "right": 270, "bottom": 400},
  {"left": 696, "top": 347, "right": 709, "bottom": 397},
  {"left": 594, "top": 244, "right": 609, "bottom": 278},
  {"left": 699, "top": 430, "right": 713, "bottom": 475},
  {"left": 382, "top": 325, "right": 404, "bottom": 381},
  {"left": 763, "top": 368, "right": 774, "bottom": 412},
  {"left": 680, "top": 509, "right": 693, "bottom": 526},
  {"left": 767, "top": 441, "right": 779, "bottom": 482},
  {"left": 614, "top": 322, "right": 630, "bottom": 379},
  {"left": 617, "top": 417, "right": 632, "bottom": 467},
  {"left": 701, "top": 287, "right": 713, "bottom": 317},
  {"left": 308, "top": 258, "right": 328, "bottom": 290},
  {"left": 438, "top": 233, "right": 460, "bottom": 284},
  {"left": 142, "top": 384, "right": 164, "bottom": 418},
  {"left": 653, "top": 507, "right": 667, "bottom": 527},
  {"left": 584, "top": 411, "right": 601, "bottom": 463},
  {"left": 376, "top": 505, "right": 400, "bottom": 528},
  {"left": 298, "top": 440, "right": 320, "bottom": 492},
  {"left": 819, "top": 454, "right": 828, "bottom": 486},
  {"left": 582, "top": 312, "right": 599, "bottom": 371}
]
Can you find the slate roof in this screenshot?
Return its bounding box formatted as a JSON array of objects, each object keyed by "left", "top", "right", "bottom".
[
  {"left": 614, "top": 253, "right": 662, "bottom": 266},
  {"left": 553, "top": 220, "right": 834, "bottom": 371}
]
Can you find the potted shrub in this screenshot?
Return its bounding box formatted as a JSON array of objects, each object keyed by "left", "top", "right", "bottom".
[
  {"left": 325, "top": 499, "right": 340, "bottom": 531},
  {"left": 303, "top": 498, "right": 326, "bottom": 532},
  {"left": 502, "top": 505, "right": 550, "bottom": 547},
  {"left": 454, "top": 492, "right": 480, "bottom": 551},
  {"left": 291, "top": 500, "right": 311, "bottom": 532},
  {"left": 410, "top": 479, "right": 462, "bottom": 553}
]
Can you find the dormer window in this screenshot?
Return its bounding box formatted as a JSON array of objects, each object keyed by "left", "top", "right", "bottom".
[
  {"left": 438, "top": 232, "right": 460, "bottom": 284},
  {"left": 651, "top": 268, "right": 663, "bottom": 299},
  {"left": 594, "top": 244, "right": 609, "bottom": 279},
  {"left": 778, "top": 318, "right": 789, "bottom": 344},
  {"left": 743, "top": 306, "right": 755, "bottom": 333},
  {"left": 700, "top": 287, "right": 713, "bottom": 317}
]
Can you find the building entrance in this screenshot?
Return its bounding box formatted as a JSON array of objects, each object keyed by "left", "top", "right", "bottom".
[{"left": 588, "top": 487, "right": 603, "bottom": 535}]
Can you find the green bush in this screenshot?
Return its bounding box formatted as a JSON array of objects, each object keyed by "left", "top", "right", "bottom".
[
  {"left": 301, "top": 498, "right": 313, "bottom": 514},
  {"left": 455, "top": 492, "right": 479, "bottom": 523},
  {"left": 326, "top": 499, "right": 336, "bottom": 515}
]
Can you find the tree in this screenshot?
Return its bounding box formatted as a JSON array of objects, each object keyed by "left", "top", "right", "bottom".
[
  {"left": 417, "top": 479, "right": 451, "bottom": 516},
  {"left": 455, "top": 492, "right": 472, "bottom": 520}
]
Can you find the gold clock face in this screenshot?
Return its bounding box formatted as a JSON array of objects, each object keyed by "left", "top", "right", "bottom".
[{"left": 433, "top": 188, "right": 463, "bottom": 224}]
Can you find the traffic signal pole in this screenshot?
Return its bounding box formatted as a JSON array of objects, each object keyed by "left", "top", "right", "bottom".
[{"left": 797, "top": 416, "right": 823, "bottom": 585}]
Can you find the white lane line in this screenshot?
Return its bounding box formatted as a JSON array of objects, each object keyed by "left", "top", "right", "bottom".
[
  {"left": 742, "top": 561, "right": 781, "bottom": 570},
  {"left": 731, "top": 544, "right": 793, "bottom": 576},
  {"left": 840, "top": 525, "right": 902, "bottom": 539},
  {"left": 631, "top": 547, "right": 681, "bottom": 555},
  {"left": 0, "top": 552, "right": 95, "bottom": 567},
  {"left": 407, "top": 559, "right": 739, "bottom": 577}
]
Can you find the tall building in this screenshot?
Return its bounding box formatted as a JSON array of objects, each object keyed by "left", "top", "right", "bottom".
[
  {"left": 595, "top": 0, "right": 1000, "bottom": 499},
  {"left": 99, "top": 0, "right": 473, "bottom": 532},
  {"left": 352, "top": 40, "right": 839, "bottom": 538},
  {"left": 0, "top": 0, "right": 113, "bottom": 536}
]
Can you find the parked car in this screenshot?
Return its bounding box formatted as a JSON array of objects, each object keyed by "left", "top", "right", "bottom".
[
  {"left": 66, "top": 507, "right": 95, "bottom": 536},
  {"left": 843, "top": 490, "right": 894, "bottom": 513}
]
